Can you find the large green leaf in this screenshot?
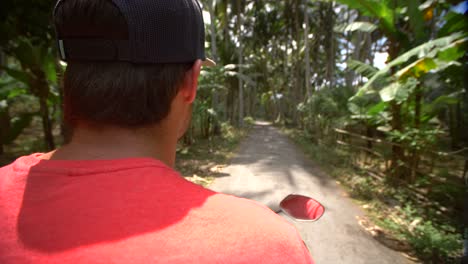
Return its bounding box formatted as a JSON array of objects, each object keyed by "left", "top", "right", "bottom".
[
  {"left": 389, "top": 33, "right": 467, "bottom": 66},
  {"left": 438, "top": 12, "right": 468, "bottom": 37},
  {"left": 437, "top": 40, "right": 467, "bottom": 62},
  {"left": 0, "top": 78, "right": 28, "bottom": 100},
  {"left": 335, "top": 21, "right": 378, "bottom": 33},
  {"left": 4, "top": 113, "right": 35, "bottom": 144},
  {"left": 407, "top": 0, "right": 427, "bottom": 43},
  {"left": 353, "top": 33, "right": 467, "bottom": 98},
  {"left": 367, "top": 101, "right": 388, "bottom": 116},
  {"left": 0, "top": 80, "right": 16, "bottom": 98},
  {"left": 396, "top": 57, "right": 437, "bottom": 80},
  {"left": 422, "top": 94, "right": 460, "bottom": 122},
  {"left": 396, "top": 39, "right": 466, "bottom": 80},
  {"left": 347, "top": 59, "right": 379, "bottom": 78},
  {"left": 335, "top": 0, "right": 397, "bottom": 37},
  {"left": 0, "top": 66, "right": 31, "bottom": 85},
  {"left": 347, "top": 100, "right": 388, "bottom": 124},
  {"left": 379, "top": 82, "right": 399, "bottom": 102},
  {"left": 379, "top": 78, "right": 417, "bottom": 103},
  {"left": 12, "top": 39, "right": 38, "bottom": 67}
]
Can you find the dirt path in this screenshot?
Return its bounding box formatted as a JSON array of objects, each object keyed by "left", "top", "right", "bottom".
[{"left": 209, "top": 123, "right": 412, "bottom": 264}]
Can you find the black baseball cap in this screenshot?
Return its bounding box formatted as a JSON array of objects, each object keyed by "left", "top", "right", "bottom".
[{"left": 53, "top": 0, "right": 216, "bottom": 66}]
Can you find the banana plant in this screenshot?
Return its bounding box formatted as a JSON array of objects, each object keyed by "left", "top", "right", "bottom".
[
  {"left": 0, "top": 77, "right": 36, "bottom": 154},
  {"left": 0, "top": 38, "right": 59, "bottom": 150},
  {"left": 336, "top": 0, "right": 467, "bottom": 181},
  {"left": 352, "top": 32, "right": 467, "bottom": 100}
]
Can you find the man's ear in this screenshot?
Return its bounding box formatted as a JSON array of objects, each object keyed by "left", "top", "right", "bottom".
[{"left": 182, "top": 60, "right": 202, "bottom": 104}]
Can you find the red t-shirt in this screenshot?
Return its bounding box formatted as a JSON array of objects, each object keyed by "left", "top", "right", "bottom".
[{"left": 0, "top": 154, "right": 313, "bottom": 264}]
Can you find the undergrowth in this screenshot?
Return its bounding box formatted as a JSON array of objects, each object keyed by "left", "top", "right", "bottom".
[
  {"left": 176, "top": 122, "right": 248, "bottom": 187},
  {"left": 282, "top": 127, "right": 464, "bottom": 263}
]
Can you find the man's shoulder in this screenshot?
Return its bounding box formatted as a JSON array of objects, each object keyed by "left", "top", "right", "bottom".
[
  {"left": 0, "top": 162, "right": 13, "bottom": 173},
  {"left": 0, "top": 155, "right": 33, "bottom": 188},
  {"left": 0, "top": 154, "right": 34, "bottom": 172},
  {"left": 205, "top": 193, "right": 295, "bottom": 231},
  {"left": 189, "top": 193, "right": 313, "bottom": 263},
  {"left": 208, "top": 193, "right": 278, "bottom": 216}
]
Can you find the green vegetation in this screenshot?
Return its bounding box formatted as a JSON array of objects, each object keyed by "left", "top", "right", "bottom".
[
  {"left": 285, "top": 128, "right": 464, "bottom": 262},
  {"left": 277, "top": 1, "right": 467, "bottom": 262}
]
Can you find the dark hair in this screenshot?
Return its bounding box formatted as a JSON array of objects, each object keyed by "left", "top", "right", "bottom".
[{"left": 54, "top": 0, "right": 193, "bottom": 128}]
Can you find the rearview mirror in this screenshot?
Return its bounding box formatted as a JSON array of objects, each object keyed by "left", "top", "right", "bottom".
[{"left": 279, "top": 194, "right": 325, "bottom": 221}]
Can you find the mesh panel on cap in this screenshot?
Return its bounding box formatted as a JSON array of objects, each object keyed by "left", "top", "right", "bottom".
[{"left": 111, "top": 0, "right": 206, "bottom": 63}]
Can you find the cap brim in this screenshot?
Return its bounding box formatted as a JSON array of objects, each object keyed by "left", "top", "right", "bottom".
[{"left": 201, "top": 58, "right": 216, "bottom": 67}]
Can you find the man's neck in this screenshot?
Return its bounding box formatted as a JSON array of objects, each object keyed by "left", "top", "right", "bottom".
[{"left": 45, "top": 124, "right": 177, "bottom": 167}]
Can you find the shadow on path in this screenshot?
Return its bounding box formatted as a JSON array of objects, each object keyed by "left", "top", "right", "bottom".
[{"left": 209, "top": 123, "right": 412, "bottom": 264}]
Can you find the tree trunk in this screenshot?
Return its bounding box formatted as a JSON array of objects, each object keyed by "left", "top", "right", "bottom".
[
  {"left": 208, "top": 0, "right": 221, "bottom": 135},
  {"left": 303, "top": 0, "right": 311, "bottom": 97},
  {"left": 0, "top": 51, "right": 6, "bottom": 155},
  {"left": 183, "top": 124, "right": 194, "bottom": 145},
  {"left": 208, "top": 0, "right": 218, "bottom": 63},
  {"left": 250, "top": 83, "right": 256, "bottom": 118},
  {"left": 326, "top": 2, "right": 335, "bottom": 89},
  {"left": 0, "top": 110, "right": 10, "bottom": 155},
  {"left": 345, "top": 9, "right": 355, "bottom": 88},
  {"left": 31, "top": 70, "right": 55, "bottom": 151},
  {"left": 410, "top": 84, "right": 423, "bottom": 182},
  {"left": 38, "top": 93, "right": 55, "bottom": 150},
  {"left": 463, "top": 159, "right": 468, "bottom": 184},
  {"left": 227, "top": 78, "right": 236, "bottom": 124},
  {"left": 390, "top": 101, "right": 405, "bottom": 181},
  {"left": 292, "top": 0, "right": 301, "bottom": 125},
  {"left": 366, "top": 125, "right": 373, "bottom": 149},
  {"left": 453, "top": 102, "right": 462, "bottom": 148},
  {"left": 388, "top": 34, "right": 405, "bottom": 182},
  {"left": 448, "top": 105, "right": 457, "bottom": 148},
  {"left": 236, "top": 0, "right": 244, "bottom": 127}
]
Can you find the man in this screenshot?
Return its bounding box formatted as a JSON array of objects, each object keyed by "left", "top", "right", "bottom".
[{"left": 0, "top": 0, "right": 314, "bottom": 263}]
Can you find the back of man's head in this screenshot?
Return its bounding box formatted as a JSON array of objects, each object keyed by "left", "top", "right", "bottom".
[{"left": 54, "top": 0, "right": 193, "bottom": 129}]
